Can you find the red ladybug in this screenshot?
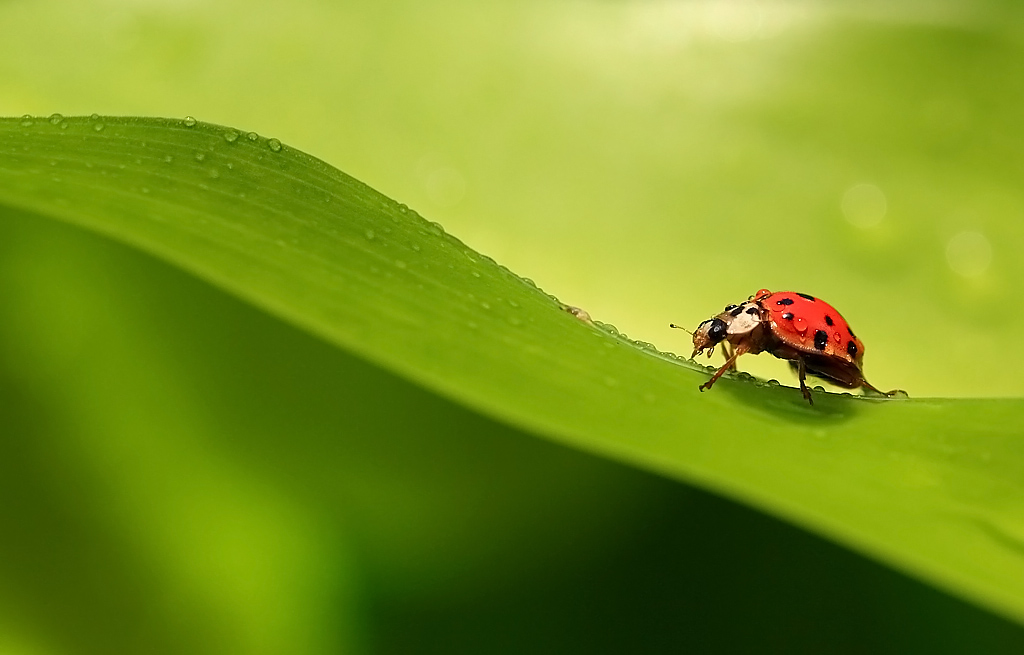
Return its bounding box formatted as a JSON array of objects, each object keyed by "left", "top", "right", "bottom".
[{"left": 672, "top": 288, "right": 900, "bottom": 405}]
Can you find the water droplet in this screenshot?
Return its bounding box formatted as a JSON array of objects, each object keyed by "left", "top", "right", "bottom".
[
  {"left": 93, "top": 123, "right": 105, "bottom": 132},
  {"left": 246, "top": 131, "right": 259, "bottom": 141},
  {"left": 841, "top": 183, "right": 887, "bottom": 228},
  {"left": 267, "top": 138, "right": 282, "bottom": 152},
  {"left": 194, "top": 152, "right": 206, "bottom": 162},
  {"left": 395, "top": 260, "right": 407, "bottom": 269},
  {"left": 224, "top": 130, "right": 239, "bottom": 143},
  {"left": 48, "top": 113, "right": 63, "bottom": 124},
  {"left": 946, "top": 230, "right": 992, "bottom": 278},
  {"left": 481, "top": 301, "right": 491, "bottom": 310},
  {"left": 508, "top": 299, "right": 519, "bottom": 308},
  {"left": 141, "top": 187, "right": 150, "bottom": 194},
  {"left": 813, "top": 385, "right": 825, "bottom": 393},
  {"left": 471, "top": 271, "right": 481, "bottom": 278},
  {"left": 429, "top": 221, "right": 445, "bottom": 236},
  {"left": 20, "top": 115, "right": 33, "bottom": 126},
  {"left": 767, "top": 379, "right": 780, "bottom": 386},
  {"left": 163, "top": 155, "right": 174, "bottom": 164},
  {"left": 398, "top": 204, "right": 408, "bottom": 214},
  {"left": 364, "top": 229, "right": 376, "bottom": 240},
  {"left": 183, "top": 116, "right": 197, "bottom": 127},
  {"left": 793, "top": 316, "right": 807, "bottom": 333},
  {"left": 59, "top": 121, "right": 69, "bottom": 130},
  {"left": 208, "top": 168, "right": 220, "bottom": 179},
  {"left": 411, "top": 244, "right": 421, "bottom": 252},
  {"left": 90, "top": 113, "right": 100, "bottom": 121}
]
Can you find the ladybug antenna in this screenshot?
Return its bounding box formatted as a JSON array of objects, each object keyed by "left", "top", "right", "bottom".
[{"left": 669, "top": 323, "right": 693, "bottom": 336}]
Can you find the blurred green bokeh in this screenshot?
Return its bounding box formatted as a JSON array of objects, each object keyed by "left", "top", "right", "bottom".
[{"left": 3, "top": 0, "right": 1024, "bottom": 652}]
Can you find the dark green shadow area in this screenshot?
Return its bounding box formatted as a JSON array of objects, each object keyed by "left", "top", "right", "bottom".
[{"left": 1, "top": 205, "right": 1021, "bottom": 653}]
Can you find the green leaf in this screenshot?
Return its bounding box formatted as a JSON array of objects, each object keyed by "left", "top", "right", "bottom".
[{"left": 2, "top": 115, "right": 1023, "bottom": 628}]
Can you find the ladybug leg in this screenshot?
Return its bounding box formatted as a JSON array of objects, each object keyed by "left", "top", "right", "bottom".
[
  {"left": 861, "top": 380, "right": 907, "bottom": 398},
  {"left": 795, "top": 357, "right": 814, "bottom": 406},
  {"left": 720, "top": 342, "right": 737, "bottom": 370},
  {"left": 699, "top": 346, "right": 746, "bottom": 393}
]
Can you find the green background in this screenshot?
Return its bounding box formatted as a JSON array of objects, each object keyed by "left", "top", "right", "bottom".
[{"left": 3, "top": 0, "right": 1024, "bottom": 652}]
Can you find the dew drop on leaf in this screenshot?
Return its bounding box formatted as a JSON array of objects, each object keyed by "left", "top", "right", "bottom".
[{"left": 183, "top": 116, "right": 197, "bottom": 127}]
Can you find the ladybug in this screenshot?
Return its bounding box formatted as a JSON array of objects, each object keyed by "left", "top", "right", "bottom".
[{"left": 671, "top": 289, "right": 900, "bottom": 405}]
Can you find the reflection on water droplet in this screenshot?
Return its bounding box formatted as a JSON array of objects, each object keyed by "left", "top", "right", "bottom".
[
  {"left": 163, "top": 155, "right": 174, "bottom": 164},
  {"left": 246, "top": 132, "right": 259, "bottom": 141},
  {"left": 767, "top": 379, "right": 780, "bottom": 386},
  {"left": 471, "top": 271, "right": 481, "bottom": 278},
  {"left": 813, "top": 385, "right": 825, "bottom": 393},
  {"left": 224, "top": 130, "right": 239, "bottom": 143},
  {"left": 946, "top": 230, "right": 992, "bottom": 277},
  {"left": 183, "top": 116, "right": 197, "bottom": 127},
  {"left": 48, "top": 113, "right": 63, "bottom": 124},
  {"left": 268, "top": 138, "right": 282, "bottom": 152},
  {"left": 194, "top": 152, "right": 206, "bottom": 162},
  {"left": 841, "top": 183, "right": 887, "bottom": 228},
  {"left": 93, "top": 123, "right": 105, "bottom": 132},
  {"left": 793, "top": 316, "right": 807, "bottom": 333},
  {"left": 481, "top": 302, "right": 491, "bottom": 310}
]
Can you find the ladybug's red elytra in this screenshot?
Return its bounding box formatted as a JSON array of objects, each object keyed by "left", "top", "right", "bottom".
[{"left": 672, "top": 288, "right": 901, "bottom": 405}]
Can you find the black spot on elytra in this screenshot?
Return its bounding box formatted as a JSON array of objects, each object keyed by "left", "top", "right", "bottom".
[
  {"left": 814, "top": 330, "right": 828, "bottom": 350},
  {"left": 730, "top": 307, "right": 744, "bottom": 317},
  {"left": 781, "top": 312, "right": 794, "bottom": 320},
  {"left": 724, "top": 304, "right": 738, "bottom": 312},
  {"left": 776, "top": 298, "right": 794, "bottom": 306},
  {"left": 847, "top": 340, "right": 858, "bottom": 357},
  {"left": 847, "top": 326, "right": 856, "bottom": 338},
  {"left": 824, "top": 315, "right": 834, "bottom": 326},
  {"left": 797, "top": 293, "right": 816, "bottom": 301},
  {"left": 746, "top": 307, "right": 760, "bottom": 316}
]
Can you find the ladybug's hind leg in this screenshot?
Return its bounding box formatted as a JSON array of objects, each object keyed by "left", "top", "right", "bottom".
[
  {"left": 795, "top": 357, "right": 814, "bottom": 406},
  {"left": 860, "top": 380, "right": 907, "bottom": 399}
]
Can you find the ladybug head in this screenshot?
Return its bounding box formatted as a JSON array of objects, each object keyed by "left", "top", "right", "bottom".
[{"left": 691, "top": 317, "right": 728, "bottom": 358}]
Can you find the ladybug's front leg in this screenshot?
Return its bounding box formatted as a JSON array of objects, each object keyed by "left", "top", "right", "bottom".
[
  {"left": 699, "top": 346, "right": 746, "bottom": 393},
  {"left": 796, "top": 357, "right": 814, "bottom": 406},
  {"left": 720, "top": 342, "right": 737, "bottom": 370}
]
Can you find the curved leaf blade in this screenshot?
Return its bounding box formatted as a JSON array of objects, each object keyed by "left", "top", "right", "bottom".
[{"left": 2, "top": 115, "right": 1023, "bottom": 624}]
